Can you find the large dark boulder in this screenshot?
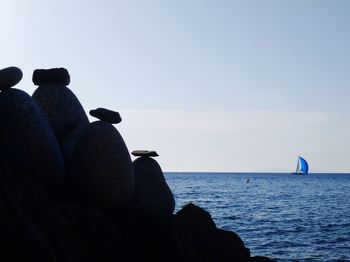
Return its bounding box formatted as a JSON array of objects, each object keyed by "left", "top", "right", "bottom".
[
  {"left": 72, "top": 121, "right": 134, "bottom": 211},
  {"left": 173, "top": 203, "right": 251, "bottom": 262},
  {"left": 127, "top": 154, "right": 175, "bottom": 221},
  {"left": 0, "top": 88, "right": 64, "bottom": 189},
  {"left": 32, "top": 68, "right": 89, "bottom": 172}
]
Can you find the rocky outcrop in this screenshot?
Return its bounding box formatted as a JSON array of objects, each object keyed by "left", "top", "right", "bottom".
[
  {"left": 71, "top": 111, "right": 134, "bottom": 211},
  {"left": 0, "top": 162, "right": 275, "bottom": 262},
  {"left": 173, "top": 203, "right": 251, "bottom": 262},
  {"left": 0, "top": 66, "right": 276, "bottom": 262}
]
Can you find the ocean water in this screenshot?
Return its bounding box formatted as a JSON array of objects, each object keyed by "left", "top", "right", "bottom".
[{"left": 164, "top": 172, "right": 350, "bottom": 262}]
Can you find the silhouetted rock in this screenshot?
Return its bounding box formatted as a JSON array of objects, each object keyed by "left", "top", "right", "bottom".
[
  {"left": 32, "top": 68, "right": 70, "bottom": 86},
  {"left": 114, "top": 214, "right": 183, "bottom": 262},
  {"left": 0, "top": 67, "right": 276, "bottom": 262},
  {"left": 89, "top": 108, "right": 122, "bottom": 124},
  {"left": 131, "top": 150, "right": 159, "bottom": 157},
  {"left": 32, "top": 68, "right": 89, "bottom": 172},
  {"left": 0, "top": 88, "right": 64, "bottom": 189},
  {"left": 0, "top": 66, "right": 23, "bottom": 91},
  {"left": 72, "top": 121, "right": 134, "bottom": 211},
  {"left": 250, "top": 256, "right": 277, "bottom": 262},
  {"left": 61, "top": 205, "right": 127, "bottom": 262},
  {"left": 173, "top": 203, "right": 251, "bottom": 262},
  {"left": 0, "top": 163, "right": 92, "bottom": 262},
  {"left": 127, "top": 154, "right": 174, "bottom": 221}
]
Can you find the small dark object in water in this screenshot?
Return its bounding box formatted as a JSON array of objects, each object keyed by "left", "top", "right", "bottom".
[
  {"left": 89, "top": 108, "right": 122, "bottom": 124},
  {"left": 246, "top": 179, "right": 250, "bottom": 183},
  {"left": 131, "top": 150, "right": 159, "bottom": 157},
  {"left": 32, "top": 68, "right": 70, "bottom": 86}
]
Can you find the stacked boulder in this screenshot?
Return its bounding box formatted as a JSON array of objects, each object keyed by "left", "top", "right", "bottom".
[
  {"left": 0, "top": 67, "right": 64, "bottom": 189},
  {"left": 128, "top": 150, "right": 175, "bottom": 221},
  {"left": 32, "top": 68, "right": 89, "bottom": 172},
  {"left": 72, "top": 108, "right": 134, "bottom": 211}
]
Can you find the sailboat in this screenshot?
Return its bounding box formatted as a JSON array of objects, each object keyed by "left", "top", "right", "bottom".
[{"left": 292, "top": 156, "right": 309, "bottom": 175}]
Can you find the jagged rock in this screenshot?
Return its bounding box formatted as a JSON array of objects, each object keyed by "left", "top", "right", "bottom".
[
  {"left": 0, "top": 88, "right": 64, "bottom": 189},
  {"left": 0, "top": 66, "right": 23, "bottom": 91},
  {"left": 72, "top": 121, "right": 134, "bottom": 211},
  {"left": 32, "top": 68, "right": 89, "bottom": 171},
  {"left": 89, "top": 108, "right": 122, "bottom": 124},
  {"left": 127, "top": 155, "right": 174, "bottom": 221},
  {"left": 32, "top": 68, "right": 70, "bottom": 86},
  {"left": 131, "top": 150, "right": 159, "bottom": 157},
  {"left": 173, "top": 203, "right": 251, "bottom": 262}
]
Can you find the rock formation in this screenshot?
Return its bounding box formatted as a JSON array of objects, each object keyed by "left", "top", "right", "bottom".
[
  {"left": 71, "top": 108, "right": 134, "bottom": 211},
  {"left": 127, "top": 150, "right": 175, "bottom": 221},
  {"left": 32, "top": 68, "right": 89, "bottom": 172},
  {"left": 0, "top": 66, "right": 276, "bottom": 262},
  {"left": 0, "top": 67, "right": 64, "bottom": 189}
]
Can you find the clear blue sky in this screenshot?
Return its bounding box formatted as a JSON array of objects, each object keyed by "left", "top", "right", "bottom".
[{"left": 2, "top": 0, "right": 350, "bottom": 172}]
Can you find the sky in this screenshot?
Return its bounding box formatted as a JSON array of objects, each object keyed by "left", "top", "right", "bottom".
[{"left": 1, "top": 0, "right": 350, "bottom": 172}]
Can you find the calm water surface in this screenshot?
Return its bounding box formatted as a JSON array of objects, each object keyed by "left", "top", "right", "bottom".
[{"left": 164, "top": 172, "right": 350, "bottom": 262}]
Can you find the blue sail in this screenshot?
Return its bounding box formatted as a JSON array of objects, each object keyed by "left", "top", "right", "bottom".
[{"left": 299, "top": 156, "right": 309, "bottom": 174}]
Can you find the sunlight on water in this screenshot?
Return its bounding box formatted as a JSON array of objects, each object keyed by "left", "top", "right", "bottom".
[{"left": 165, "top": 173, "right": 350, "bottom": 262}]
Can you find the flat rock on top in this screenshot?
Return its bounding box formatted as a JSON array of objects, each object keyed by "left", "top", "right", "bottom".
[
  {"left": 131, "top": 150, "right": 159, "bottom": 157},
  {"left": 0, "top": 67, "right": 23, "bottom": 91},
  {"left": 32, "top": 68, "right": 70, "bottom": 86},
  {"left": 89, "top": 108, "right": 122, "bottom": 124}
]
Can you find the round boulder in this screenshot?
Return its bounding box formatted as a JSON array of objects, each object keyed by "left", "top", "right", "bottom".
[
  {"left": 31, "top": 68, "right": 89, "bottom": 170},
  {"left": 72, "top": 121, "right": 134, "bottom": 211},
  {"left": 128, "top": 153, "right": 175, "bottom": 220},
  {"left": 0, "top": 88, "right": 64, "bottom": 189},
  {"left": 0, "top": 67, "right": 23, "bottom": 91}
]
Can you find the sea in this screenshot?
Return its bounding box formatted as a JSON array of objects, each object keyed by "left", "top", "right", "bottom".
[{"left": 164, "top": 172, "right": 350, "bottom": 262}]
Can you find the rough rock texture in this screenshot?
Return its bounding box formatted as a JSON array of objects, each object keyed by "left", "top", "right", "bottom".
[
  {"left": 127, "top": 156, "right": 175, "bottom": 221},
  {"left": 72, "top": 121, "right": 134, "bottom": 211},
  {"left": 89, "top": 108, "right": 122, "bottom": 124},
  {"left": 0, "top": 66, "right": 23, "bottom": 91},
  {"left": 0, "top": 88, "right": 64, "bottom": 189},
  {"left": 32, "top": 70, "right": 89, "bottom": 171}
]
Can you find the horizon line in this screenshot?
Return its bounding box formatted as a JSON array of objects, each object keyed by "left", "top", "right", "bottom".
[{"left": 164, "top": 171, "right": 350, "bottom": 175}]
